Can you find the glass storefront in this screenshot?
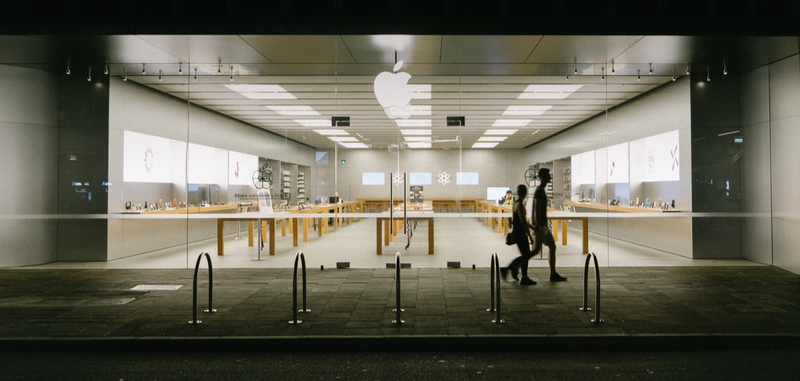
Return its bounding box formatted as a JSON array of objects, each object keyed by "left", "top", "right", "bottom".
[{"left": 1, "top": 35, "right": 796, "bottom": 274}]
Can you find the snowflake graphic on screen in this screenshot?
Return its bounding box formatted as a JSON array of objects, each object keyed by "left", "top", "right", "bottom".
[
  {"left": 438, "top": 171, "right": 451, "bottom": 185},
  {"left": 392, "top": 172, "right": 404, "bottom": 185}
]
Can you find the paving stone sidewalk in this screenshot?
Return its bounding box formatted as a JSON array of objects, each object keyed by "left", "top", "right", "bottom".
[{"left": 1, "top": 266, "right": 799, "bottom": 351}]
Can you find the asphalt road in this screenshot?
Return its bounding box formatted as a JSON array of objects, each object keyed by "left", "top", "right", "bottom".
[{"left": 2, "top": 347, "right": 798, "bottom": 380}]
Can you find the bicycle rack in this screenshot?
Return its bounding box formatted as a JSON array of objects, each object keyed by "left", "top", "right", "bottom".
[
  {"left": 488, "top": 252, "right": 504, "bottom": 324},
  {"left": 580, "top": 252, "right": 603, "bottom": 323},
  {"left": 392, "top": 252, "right": 405, "bottom": 324},
  {"left": 289, "top": 251, "right": 310, "bottom": 324},
  {"left": 188, "top": 251, "right": 217, "bottom": 325}
]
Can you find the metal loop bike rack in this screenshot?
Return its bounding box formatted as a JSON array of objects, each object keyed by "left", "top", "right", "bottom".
[
  {"left": 189, "top": 251, "right": 217, "bottom": 325},
  {"left": 289, "top": 251, "right": 310, "bottom": 324},
  {"left": 489, "top": 252, "right": 504, "bottom": 324},
  {"left": 580, "top": 252, "right": 603, "bottom": 323},
  {"left": 392, "top": 252, "right": 405, "bottom": 324}
]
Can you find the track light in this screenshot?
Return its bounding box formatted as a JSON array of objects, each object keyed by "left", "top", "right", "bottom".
[
  {"left": 158, "top": 70, "right": 162, "bottom": 81},
  {"left": 723, "top": 60, "right": 728, "bottom": 75},
  {"left": 601, "top": 67, "right": 605, "bottom": 81},
  {"left": 218, "top": 60, "right": 221, "bottom": 74},
  {"left": 229, "top": 65, "right": 233, "bottom": 81},
  {"left": 706, "top": 67, "right": 711, "bottom": 82},
  {"left": 87, "top": 67, "right": 92, "bottom": 82},
  {"left": 179, "top": 62, "right": 183, "bottom": 74},
  {"left": 637, "top": 69, "right": 641, "bottom": 81},
  {"left": 104, "top": 63, "right": 108, "bottom": 75},
  {"left": 194, "top": 68, "right": 197, "bottom": 81},
  {"left": 672, "top": 67, "right": 676, "bottom": 81},
  {"left": 66, "top": 62, "right": 70, "bottom": 75},
  {"left": 123, "top": 67, "right": 127, "bottom": 81},
  {"left": 565, "top": 65, "right": 569, "bottom": 81},
  {"left": 685, "top": 65, "right": 690, "bottom": 75},
  {"left": 611, "top": 60, "right": 615, "bottom": 74},
  {"left": 649, "top": 63, "right": 653, "bottom": 74},
  {"left": 142, "top": 63, "right": 146, "bottom": 75},
  {"left": 574, "top": 65, "right": 578, "bottom": 75}
]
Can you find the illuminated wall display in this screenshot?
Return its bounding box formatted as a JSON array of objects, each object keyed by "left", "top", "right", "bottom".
[
  {"left": 362, "top": 172, "right": 385, "bottom": 185},
  {"left": 456, "top": 172, "right": 479, "bottom": 185},
  {"left": 229, "top": 151, "right": 259, "bottom": 186},
  {"left": 123, "top": 130, "right": 174, "bottom": 183},
  {"left": 409, "top": 172, "right": 432, "bottom": 185}
]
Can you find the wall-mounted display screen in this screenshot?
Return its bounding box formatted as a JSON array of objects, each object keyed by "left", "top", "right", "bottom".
[
  {"left": 639, "top": 129, "right": 680, "bottom": 182},
  {"left": 457, "top": 172, "right": 479, "bottom": 185},
  {"left": 607, "top": 142, "right": 630, "bottom": 183},
  {"left": 486, "top": 186, "right": 510, "bottom": 201},
  {"left": 123, "top": 130, "right": 173, "bottom": 183},
  {"left": 229, "top": 151, "right": 259, "bottom": 186},
  {"left": 187, "top": 143, "right": 222, "bottom": 184},
  {"left": 409, "top": 172, "right": 431, "bottom": 185},
  {"left": 571, "top": 151, "right": 595, "bottom": 185},
  {"left": 362, "top": 172, "right": 385, "bottom": 185}
]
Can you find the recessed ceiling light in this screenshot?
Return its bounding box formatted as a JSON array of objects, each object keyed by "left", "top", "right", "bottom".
[
  {"left": 478, "top": 136, "right": 508, "bottom": 142},
  {"left": 503, "top": 105, "right": 552, "bottom": 116},
  {"left": 518, "top": 84, "right": 583, "bottom": 99},
  {"left": 225, "top": 84, "right": 296, "bottom": 100},
  {"left": 493, "top": 119, "right": 531, "bottom": 127},
  {"left": 328, "top": 136, "right": 359, "bottom": 142},
  {"left": 472, "top": 142, "right": 499, "bottom": 148},
  {"left": 339, "top": 142, "right": 369, "bottom": 149},
  {"left": 296, "top": 120, "right": 331, "bottom": 127},
  {"left": 406, "top": 142, "right": 432, "bottom": 149},
  {"left": 267, "top": 105, "right": 319, "bottom": 116},
  {"left": 405, "top": 136, "right": 432, "bottom": 142},
  {"left": 313, "top": 129, "right": 349, "bottom": 135},
  {"left": 400, "top": 129, "right": 432, "bottom": 135},
  {"left": 396, "top": 119, "right": 432, "bottom": 127},
  {"left": 484, "top": 129, "right": 518, "bottom": 135}
]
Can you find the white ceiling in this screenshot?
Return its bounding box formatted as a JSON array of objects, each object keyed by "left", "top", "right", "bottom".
[{"left": 2, "top": 34, "right": 798, "bottom": 150}]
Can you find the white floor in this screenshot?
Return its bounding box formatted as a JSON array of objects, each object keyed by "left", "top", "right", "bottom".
[{"left": 31, "top": 216, "right": 763, "bottom": 270}]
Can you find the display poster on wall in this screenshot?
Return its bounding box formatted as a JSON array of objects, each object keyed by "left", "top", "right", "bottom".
[
  {"left": 362, "top": 172, "right": 385, "bottom": 185},
  {"left": 229, "top": 151, "right": 259, "bottom": 186},
  {"left": 607, "top": 142, "right": 630, "bottom": 183},
  {"left": 409, "top": 186, "right": 424, "bottom": 203},
  {"left": 409, "top": 172, "right": 432, "bottom": 185},
  {"left": 123, "top": 130, "right": 173, "bottom": 183},
  {"left": 641, "top": 130, "right": 680, "bottom": 182},
  {"left": 187, "top": 143, "right": 220, "bottom": 184},
  {"left": 570, "top": 151, "right": 595, "bottom": 185},
  {"left": 456, "top": 172, "right": 479, "bottom": 185}
]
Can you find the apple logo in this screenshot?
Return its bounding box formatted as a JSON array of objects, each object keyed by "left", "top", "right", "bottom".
[{"left": 374, "top": 60, "right": 413, "bottom": 119}]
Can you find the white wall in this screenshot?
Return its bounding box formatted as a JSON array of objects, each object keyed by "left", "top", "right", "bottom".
[{"left": 0, "top": 66, "right": 60, "bottom": 267}]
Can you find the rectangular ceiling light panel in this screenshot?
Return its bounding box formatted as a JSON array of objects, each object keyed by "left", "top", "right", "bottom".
[
  {"left": 518, "top": 84, "right": 583, "bottom": 99},
  {"left": 503, "top": 105, "right": 553, "bottom": 115},
  {"left": 313, "top": 129, "right": 350, "bottom": 135},
  {"left": 492, "top": 119, "right": 531, "bottom": 127},
  {"left": 400, "top": 129, "right": 432, "bottom": 135},
  {"left": 484, "top": 129, "right": 518, "bottom": 135},
  {"left": 225, "top": 84, "right": 297, "bottom": 100},
  {"left": 267, "top": 105, "right": 320, "bottom": 115}
]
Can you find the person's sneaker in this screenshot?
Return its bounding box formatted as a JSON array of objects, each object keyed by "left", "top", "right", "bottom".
[
  {"left": 520, "top": 277, "right": 537, "bottom": 286},
  {"left": 549, "top": 273, "right": 568, "bottom": 282}
]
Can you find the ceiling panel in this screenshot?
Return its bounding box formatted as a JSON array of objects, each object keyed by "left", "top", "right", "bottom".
[
  {"left": 441, "top": 35, "right": 543, "bottom": 64},
  {"left": 3, "top": 34, "right": 794, "bottom": 151}
]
